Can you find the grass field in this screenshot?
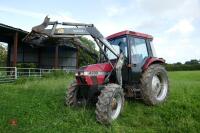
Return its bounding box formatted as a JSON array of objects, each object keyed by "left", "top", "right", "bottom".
[{"left": 0, "top": 71, "right": 200, "bottom": 133}]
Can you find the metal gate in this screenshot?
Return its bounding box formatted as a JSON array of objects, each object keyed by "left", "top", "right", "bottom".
[
  {"left": 0, "top": 67, "right": 17, "bottom": 83},
  {"left": 0, "top": 67, "right": 75, "bottom": 83}
]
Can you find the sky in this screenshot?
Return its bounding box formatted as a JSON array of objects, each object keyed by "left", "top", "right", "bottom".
[{"left": 0, "top": 0, "right": 199, "bottom": 63}]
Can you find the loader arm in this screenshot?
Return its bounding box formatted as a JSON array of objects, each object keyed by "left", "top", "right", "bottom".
[
  {"left": 24, "top": 16, "right": 118, "bottom": 59},
  {"left": 23, "top": 16, "right": 124, "bottom": 84}
]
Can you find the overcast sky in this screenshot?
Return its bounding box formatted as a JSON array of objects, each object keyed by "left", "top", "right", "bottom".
[{"left": 0, "top": 0, "right": 199, "bottom": 63}]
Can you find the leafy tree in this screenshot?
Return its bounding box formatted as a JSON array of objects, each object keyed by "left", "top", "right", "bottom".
[
  {"left": 79, "top": 37, "right": 96, "bottom": 50},
  {"left": 0, "top": 43, "right": 7, "bottom": 66},
  {"left": 185, "top": 59, "right": 199, "bottom": 65},
  {"left": 78, "top": 37, "right": 98, "bottom": 67},
  {"left": 175, "top": 62, "right": 182, "bottom": 65}
]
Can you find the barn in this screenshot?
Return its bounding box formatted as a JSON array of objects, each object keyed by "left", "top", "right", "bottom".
[{"left": 0, "top": 23, "right": 78, "bottom": 70}]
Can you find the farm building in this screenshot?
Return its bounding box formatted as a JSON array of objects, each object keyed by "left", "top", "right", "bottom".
[{"left": 0, "top": 23, "right": 78, "bottom": 70}]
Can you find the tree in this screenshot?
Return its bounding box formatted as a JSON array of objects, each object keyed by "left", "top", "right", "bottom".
[
  {"left": 185, "top": 59, "right": 199, "bottom": 65},
  {"left": 175, "top": 62, "right": 182, "bottom": 65},
  {"left": 0, "top": 43, "right": 7, "bottom": 66},
  {"left": 78, "top": 37, "right": 98, "bottom": 67}
]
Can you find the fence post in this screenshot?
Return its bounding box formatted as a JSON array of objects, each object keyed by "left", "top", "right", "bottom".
[
  {"left": 40, "top": 69, "right": 42, "bottom": 77},
  {"left": 29, "top": 69, "right": 30, "bottom": 77},
  {"left": 14, "top": 67, "right": 17, "bottom": 80}
]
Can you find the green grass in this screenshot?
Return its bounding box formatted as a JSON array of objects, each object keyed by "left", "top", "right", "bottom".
[{"left": 0, "top": 71, "right": 200, "bottom": 133}]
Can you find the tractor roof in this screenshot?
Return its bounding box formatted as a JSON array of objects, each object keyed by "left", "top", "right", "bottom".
[{"left": 106, "top": 30, "right": 153, "bottom": 40}]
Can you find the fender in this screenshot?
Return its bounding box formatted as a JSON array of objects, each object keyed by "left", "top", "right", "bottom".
[{"left": 142, "top": 57, "right": 165, "bottom": 71}]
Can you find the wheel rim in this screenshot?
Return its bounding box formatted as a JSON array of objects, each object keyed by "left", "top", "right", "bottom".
[
  {"left": 111, "top": 93, "right": 122, "bottom": 120},
  {"left": 152, "top": 73, "right": 168, "bottom": 101}
]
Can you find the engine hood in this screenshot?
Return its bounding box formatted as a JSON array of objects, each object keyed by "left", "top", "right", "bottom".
[
  {"left": 75, "top": 63, "right": 113, "bottom": 85},
  {"left": 78, "top": 63, "right": 113, "bottom": 72}
]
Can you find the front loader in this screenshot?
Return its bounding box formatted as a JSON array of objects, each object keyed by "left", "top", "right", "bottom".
[{"left": 24, "top": 16, "right": 169, "bottom": 124}]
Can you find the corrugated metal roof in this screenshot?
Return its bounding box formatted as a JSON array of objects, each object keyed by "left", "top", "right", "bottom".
[{"left": 0, "top": 23, "right": 28, "bottom": 34}]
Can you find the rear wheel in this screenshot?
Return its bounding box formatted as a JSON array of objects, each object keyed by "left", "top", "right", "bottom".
[
  {"left": 141, "top": 64, "right": 169, "bottom": 105},
  {"left": 95, "top": 84, "right": 124, "bottom": 124}
]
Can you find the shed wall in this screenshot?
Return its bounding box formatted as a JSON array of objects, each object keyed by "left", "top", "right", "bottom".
[{"left": 10, "top": 44, "right": 77, "bottom": 69}]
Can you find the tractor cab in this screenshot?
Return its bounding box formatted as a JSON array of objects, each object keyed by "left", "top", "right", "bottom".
[
  {"left": 106, "top": 30, "right": 155, "bottom": 59},
  {"left": 106, "top": 30, "right": 158, "bottom": 84}
]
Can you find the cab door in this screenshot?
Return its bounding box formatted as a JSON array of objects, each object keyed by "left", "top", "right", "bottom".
[{"left": 128, "top": 36, "right": 149, "bottom": 83}]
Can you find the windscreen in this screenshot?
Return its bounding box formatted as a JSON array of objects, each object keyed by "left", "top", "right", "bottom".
[
  {"left": 106, "top": 36, "right": 128, "bottom": 60},
  {"left": 150, "top": 41, "right": 156, "bottom": 57}
]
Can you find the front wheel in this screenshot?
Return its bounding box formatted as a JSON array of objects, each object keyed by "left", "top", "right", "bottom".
[
  {"left": 65, "top": 81, "right": 78, "bottom": 106},
  {"left": 141, "top": 64, "right": 169, "bottom": 105},
  {"left": 95, "top": 84, "right": 124, "bottom": 124}
]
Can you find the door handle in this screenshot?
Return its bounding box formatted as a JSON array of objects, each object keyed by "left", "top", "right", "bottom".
[{"left": 133, "top": 64, "right": 137, "bottom": 67}]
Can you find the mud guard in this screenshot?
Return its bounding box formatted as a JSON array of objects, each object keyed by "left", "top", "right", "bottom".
[{"left": 142, "top": 57, "right": 165, "bottom": 71}]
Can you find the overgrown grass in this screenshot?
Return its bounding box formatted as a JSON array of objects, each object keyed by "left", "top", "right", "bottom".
[{"left": 0, "top": 71, "right": 200, "bottom": 132}]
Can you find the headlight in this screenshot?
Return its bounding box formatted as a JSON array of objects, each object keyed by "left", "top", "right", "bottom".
[
  {"left": 80, "top": 72, "right": 84, "bottom": 76},
  {"left": 75, "top": 71, "right": 84, "bottom": 76}
]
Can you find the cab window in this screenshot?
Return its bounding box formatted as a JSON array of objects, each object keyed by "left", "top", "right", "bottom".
[
  {"left": 130, "top": 37, "right": 148, "bottom": 64},
  {"left": 107, "top": 37, "right": 127, "bottom": 60}
]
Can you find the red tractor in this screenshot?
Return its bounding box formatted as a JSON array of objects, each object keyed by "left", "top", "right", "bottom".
[{"left": 25, "top": 17, "right": 169, "bottom": 124}]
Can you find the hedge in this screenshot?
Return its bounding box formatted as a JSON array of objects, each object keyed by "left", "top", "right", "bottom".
[{"left": 165, "top": 64, "right": 200, "bottom": 71}]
